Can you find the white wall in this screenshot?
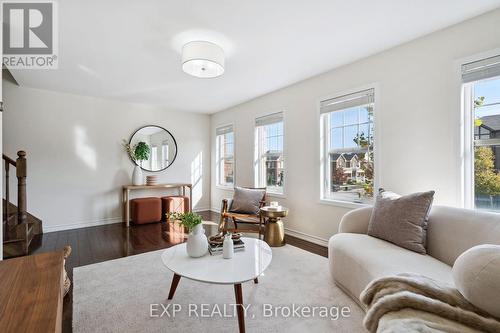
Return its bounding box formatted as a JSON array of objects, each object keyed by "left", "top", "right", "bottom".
[
  {"left": 211, "top": 9, "right": 500, "bottom": 245},
  {"left": 3, "top": 80, "right": 211, "bottom": 232}
]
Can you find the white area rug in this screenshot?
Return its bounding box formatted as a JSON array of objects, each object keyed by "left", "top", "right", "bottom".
[{"left": 73, "top": 245, "right": 365, "bottom": 332}]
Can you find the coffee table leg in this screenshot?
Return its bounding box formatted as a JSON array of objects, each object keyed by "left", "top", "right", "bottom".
[
  {"left": 234, "top": 284, "right": 245, "bottom": 333},
  {"left": 168, "top": 274, "right": 181, "bottom": 300}
]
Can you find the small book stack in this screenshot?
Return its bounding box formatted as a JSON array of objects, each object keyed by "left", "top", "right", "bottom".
[
  {"left": 146, "top": 175, "right": 158, "bottom": 186},
  {"left": 208, "top": 239, "right": 245, "bottom": 255}
]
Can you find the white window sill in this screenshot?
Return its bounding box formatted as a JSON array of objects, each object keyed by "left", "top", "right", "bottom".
[
  {"left": 216, "top": 185, "right": 234, "bottom": 191},
  {"left": 319, "top": 198, "right": 371, "bottom": 209}
]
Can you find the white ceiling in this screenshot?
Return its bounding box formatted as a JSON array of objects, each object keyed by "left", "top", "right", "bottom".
[{"left": 9, "top": 0, "right": 500, "bottom": 114}]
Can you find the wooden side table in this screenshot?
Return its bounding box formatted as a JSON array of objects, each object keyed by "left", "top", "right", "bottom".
[{"left": 260, "top": 206, "right": 288, "bottom": 247}]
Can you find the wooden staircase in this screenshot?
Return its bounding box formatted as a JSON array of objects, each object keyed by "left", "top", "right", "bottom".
[{"left": 2, "top": 151, "right": 43, "bottom": 258}]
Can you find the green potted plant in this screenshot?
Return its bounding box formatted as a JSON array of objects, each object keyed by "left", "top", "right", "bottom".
[
  {"left": 123, "top": 140, "right": 151, "bottom": 185},
  {"left": 168, "top": 212, "right": 207, "bottom": 257}
]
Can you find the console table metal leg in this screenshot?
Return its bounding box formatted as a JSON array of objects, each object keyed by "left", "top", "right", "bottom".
[
  {"left": 168, "top": 274, "right": 181, "bottom": 300},
  {"left": 234, "top": 283, "right": 245, "bottom": 333}
]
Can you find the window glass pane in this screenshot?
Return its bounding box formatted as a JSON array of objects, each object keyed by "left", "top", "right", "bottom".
[
  {"left": 344, "top": 108, "right": 358, "bottom": 125},
  {"left": 257, "top": 118, "right": 284, "bottom": 194},
  {"left": 330, "top": 112, "right": 343, "bottom": 127},
  {"left": 322, "top": 93, "right": 374, "bottom": 204},
  {"left": 330, "top": 128, "right": 342, "bottom": 149},
  {"left": 343, "top": 125, "right": 358, "bottom": 149},
  {"left": 474, "top": 146, "right": 500, "bottom": 211},
  {"left": 359, "top": 106, "right": 370, "bottom": 123},
  {"left": 217, "top": 129, "right": 234, "bottom": 186},
  {"left": 224, "top": 158, "right": 234, "bottom": 184},
  {"left": 472, "top": 76, "right": 500, "bottom": 212},
  {"left": 226, "top": 132, "right": 234, "bottom": 144}
]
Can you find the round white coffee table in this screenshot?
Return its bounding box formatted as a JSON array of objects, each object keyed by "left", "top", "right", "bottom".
[{"left": 161, "top": 237, "right": 272, "bottom": 333}]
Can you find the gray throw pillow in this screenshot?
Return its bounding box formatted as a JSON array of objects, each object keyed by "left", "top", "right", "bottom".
[
  {"left": 378, "top": 188, "right": 431, "bottom": 249},
  {"left": 230, "top": 187, "right": 266, "bottom": 214},
  {"left": 367, "top": 190, "right": 435, "bottom": 254}
]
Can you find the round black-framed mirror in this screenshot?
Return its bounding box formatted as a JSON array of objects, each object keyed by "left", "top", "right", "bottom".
[{"left": 128, "top": 125, "right": 178, "bottom": 172}]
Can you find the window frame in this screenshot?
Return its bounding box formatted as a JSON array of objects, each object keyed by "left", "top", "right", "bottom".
[
  {"left": 460, "top": 50, "right": 500, "bottom": 210},
  {"left": 462, "top": 78, "right": 500, "bottom": 210},
  {"left": 215, "top": 124, "right": 235, "bottom": 188},
  {"left": 318, "top": 85, "right": 379, "bottom": 208},
  {"left": 254, "top": 111, "right": 286, "bottom": 197}
]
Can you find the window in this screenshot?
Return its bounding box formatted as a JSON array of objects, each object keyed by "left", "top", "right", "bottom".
[
  {"left": 216, "top": 125, "right": 234, "bottom": 186},
  {"left": 255, "top": 112, "right": 285, "bottom": 194},
  {"left": 462, "top": 55, "right": 500, "bottom": 212},
  {"left": 161, "top": 142, "right": 169, "bottom": 169},
  {"left": 320, "top": 89, "right": 374, "bottom": 204},
  {"left": 151, "top": 146, "right": 158, "bottom": 170}
]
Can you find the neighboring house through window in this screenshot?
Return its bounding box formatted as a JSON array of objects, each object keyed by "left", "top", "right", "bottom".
[
  {"left": 462, "top": 55, "right": 500, "bottom": 212},
  {"left": 255, "top": 112, "right": 285, "bottom": 194},
  {"left": 320, "top": 88, "right": 375, "bottom": 204},
  {"left": 216, "top": 124, "right": 234, "bottom": 186}
]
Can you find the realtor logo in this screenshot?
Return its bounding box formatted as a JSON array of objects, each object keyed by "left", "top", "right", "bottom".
[{"left": 2, "top": 1, "right": 58, "bottom": 69}]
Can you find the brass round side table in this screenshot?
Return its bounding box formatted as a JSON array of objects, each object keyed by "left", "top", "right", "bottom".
[{"left": 260, "top": 206, "right": 289, "bottom": 247}]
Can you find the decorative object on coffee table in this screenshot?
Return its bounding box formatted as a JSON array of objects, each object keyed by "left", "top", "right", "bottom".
[
  {"left": 260, "top": 206, "right": 288, "bottom": 247},
  {"left": 162, "top": 237, "right": 272, "bottom": 333},
  {"left": 169, "top": 212, "right": 208, "bottom": 258}
]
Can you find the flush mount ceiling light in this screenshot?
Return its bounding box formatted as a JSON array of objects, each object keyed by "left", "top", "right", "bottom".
[{"left": 182, "top": 41, "right": 225, "bottom": 78}]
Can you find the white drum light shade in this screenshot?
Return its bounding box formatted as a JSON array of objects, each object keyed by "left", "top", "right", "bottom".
[{"left": 182, "top": 41, "right": 225, "bottom": 78}]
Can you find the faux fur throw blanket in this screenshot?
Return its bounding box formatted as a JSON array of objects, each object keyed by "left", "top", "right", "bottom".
[{"left": 360, "top": 273, "right": 500, "bottom": 333}]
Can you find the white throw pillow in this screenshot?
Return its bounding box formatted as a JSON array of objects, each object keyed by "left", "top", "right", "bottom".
[{"left": 452, "top": 244, "right": 500, "bottom": 319}]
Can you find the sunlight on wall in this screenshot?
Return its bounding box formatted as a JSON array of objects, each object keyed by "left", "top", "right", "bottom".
[
  {"left": 191, "top": 151, "right": 203, "bottom": 208},
  {"left": 74, "top": 126, "right": 97, "bottom": 170}
]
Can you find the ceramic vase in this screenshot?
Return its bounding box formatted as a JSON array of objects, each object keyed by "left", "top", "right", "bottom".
[
  {"left": 223, "top": 233, "right": 234, "bottom": 259},
  {"left": 132, "top": 165, "right": 143, "bottom": 185},
  {"left": 186, "top": 224, "right": 208, "bottom": 258}
]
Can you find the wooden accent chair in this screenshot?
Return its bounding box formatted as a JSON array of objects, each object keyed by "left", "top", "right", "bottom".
[{"left": 218, "top": 187, "right": 267, "bottom": 239}]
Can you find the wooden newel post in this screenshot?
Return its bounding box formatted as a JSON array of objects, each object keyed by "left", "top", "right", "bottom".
[
  {"left": 16, "top": 150, "right": 27, "bottom": 226},
  {"left": 4, "top": 160, "right": 9, "bottom": 221}
]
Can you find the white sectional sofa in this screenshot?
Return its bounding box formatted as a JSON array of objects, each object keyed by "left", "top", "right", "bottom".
[{"left": 329, "top": 205, "right": 500, "bottom": 306}]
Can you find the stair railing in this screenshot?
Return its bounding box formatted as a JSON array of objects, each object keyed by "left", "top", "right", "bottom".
[{"left": 3, "top": 151, "right": 27, "bottom": 235}]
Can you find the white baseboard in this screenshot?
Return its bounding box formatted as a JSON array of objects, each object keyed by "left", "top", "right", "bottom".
[
  {"left": 193, "top": 206, "right": 211, "bottom": 212},
  {"left": 284, "top": 228, "right": 329, "bottom": 247},
  {"left": 43, "top": 206, "right": 211, "bottom": 233},
  {"left": 43, "top": 217, "right": 123, "bottom": 233}
]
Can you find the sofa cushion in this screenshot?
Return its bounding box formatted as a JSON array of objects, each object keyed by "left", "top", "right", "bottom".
[
  {"left": 230, "top": 187, "right": 265, "bottom": 214},
  {"left": 368, "top": 191, "right": 434, "bottom": 254},
  {"left": 329, "top": 233, "right": 453, "bottom": 302},
  {"left": 452, "top": 244, "right": 500, "bottom": 319}
]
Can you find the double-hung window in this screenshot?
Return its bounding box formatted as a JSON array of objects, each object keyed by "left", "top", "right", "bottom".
[
  {"left": 216, "top": 125, "right": 234, "bottom": 187},
  {"left": 462, "top": 55, "right": 500, "bottom": 212},
  {"left": 320, "top": 89, "right": 375, "bottom": 204},
  {"left": 255, "top": 112, "right": 285, "bottom": 194}
]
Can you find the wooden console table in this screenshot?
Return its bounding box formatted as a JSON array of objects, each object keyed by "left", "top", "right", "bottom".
[
  {"left": 0, "top": 251, "right": 64, "bottom": 333},
  {"left": 122, "top": 183, "right": 192, "bottom": 227}
]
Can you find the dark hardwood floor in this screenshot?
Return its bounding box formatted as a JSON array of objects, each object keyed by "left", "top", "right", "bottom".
[{"left": 27, "top": 210, "right": 327, "bottom": 333}]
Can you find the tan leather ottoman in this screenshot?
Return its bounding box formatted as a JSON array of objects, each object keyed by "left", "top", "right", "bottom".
[
  {"left": 130, "top": 197, "right": 162, "bottom": 224},
  {"left": 162, "top": 196, "right": 190, "bottom": 220}
]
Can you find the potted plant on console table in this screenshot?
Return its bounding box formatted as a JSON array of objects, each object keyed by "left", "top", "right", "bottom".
[
  {"left": 169, "top": 212, "right": 208, "bottom": 258},
  {"left": 122, "top": 140, "right": 151, "bottom": 185}
]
